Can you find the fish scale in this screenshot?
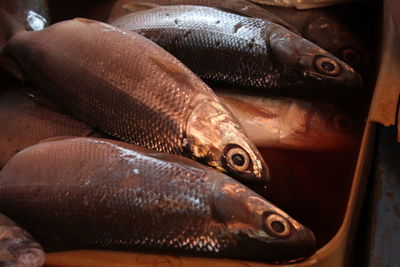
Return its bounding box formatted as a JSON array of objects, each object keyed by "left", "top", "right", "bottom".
[
  {"left": 3, "top": 18, "right": 269, "bottom": 183},
  {"left": 0, "top": 139, "right": 231, "bottom": 254},
  {"left": 112, "top": 7, "right": 287, "bottom": 89},
  {"left": 0, "top": 137, "right": 316, "bottom": 261},
  {"left": 111, "top": 5, "right": 362, "bottom": 101}
]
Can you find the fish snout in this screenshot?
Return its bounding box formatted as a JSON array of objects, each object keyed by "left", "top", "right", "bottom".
[
  {"left": 311, "top": 54, "right": 363, "bottom": 90},
  {"left": 285, "top": 219, "right": 317, "bottom": 261}
]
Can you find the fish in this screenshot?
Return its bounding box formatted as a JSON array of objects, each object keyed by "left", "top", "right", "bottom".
[
  {"left": 110, "top": 5, "right": 362, "bottom": 102},
  {"left": 0, "top": 213, "right": 45, "bottom": 267},
  {"left": 256, "top": 5, "right": 368, "bottom": 72},
  {"left": 247, "top": 0, "right": 363, "bottom": 10},
  {"left": 0, "top": 83, "right": 101, "bottom": 168},
  {"left": 108, "top": 0, "right": 299, "bottom": 33},
  {"left": 109, "top": 1, "right": 367, "bottom": 70},
  {"left": 0, "top": 137, "right": 316, "bottom": 262},
  {"left": 217, "top": 91, "right": 360, "bottom": 151},
  {"left": 1, "top": 17, "right": 269, "bottom": 183}
]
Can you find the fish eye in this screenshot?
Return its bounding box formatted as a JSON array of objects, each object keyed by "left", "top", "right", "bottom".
[
  {"left": 341, "top": 48, "right": 361, "bottom": 66},
  {"left": 314, "top": 56, "right": 341, "bottom": 76},
  {"left": 224, "top": 145, "right": 251, "bottom": 172},
  {"left": 332, "top": 114, "right": 352, "bottom": 132},
  {"left": 264, "top": 213, "right": 291, "bottom": 238}
]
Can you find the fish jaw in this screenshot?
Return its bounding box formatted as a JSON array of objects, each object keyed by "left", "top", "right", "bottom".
[
  {"left": 267, "top": 25, "right": 362, "bottom": 100},
  {"left": 185, "top": 96, "right": 270, "bottom": 184},
  {"left": 211, "top": 175, "right": 316, "bottom": 262}
]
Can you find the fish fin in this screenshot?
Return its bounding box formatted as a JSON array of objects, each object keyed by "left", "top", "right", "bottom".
[
  {"left": 215, "top": 0, "right": 299, "bottom": 34},
  {"left": 148, "top": 54, "right": 197, "bottom": 90},
  {"left": 74, "top": 18, "right": 98, "bottom": 24},
  {"left": 39, "top": 136, "right": 78, "bottom": 144},
  {"left": 0, "top": 56, "right": 28, "bottom": 81},
  {"left": 123, "top": 2, "right": 159, "bottom": 12}
]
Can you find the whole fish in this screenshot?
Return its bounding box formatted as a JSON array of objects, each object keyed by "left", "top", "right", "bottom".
[
  {"left": 0, "top": 88, "right": 96, "bottom": 168},
  {"left": 109, "top": 1, "right": 367, "bottom": 71},
  {"left": 0, "top": 137, "right": 316, "bottom": 262},
  {"left": 1, "top": 17, "right": 269, "bottom": 183},
  {"left": 257, "top": 6, "right": 368, "bottom": 71},
  {"left": 217, "top": 91, "right": 360, "bottom": 151},
  {"left": 0, "top": 213, "right": 45, "bottom": 267},
  {"left": 108, "top": 0, "right": 299, "bottom": 33},
  {"left": 110, "top": 5, "right": 362, "bottom": 102},
  {"left": 248, "top": 0, "right": 363, "bottom": 10}
]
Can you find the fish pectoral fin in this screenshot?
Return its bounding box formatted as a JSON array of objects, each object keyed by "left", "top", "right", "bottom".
[
  {"left": 123, "top": 2, "right": 159, "bottom": 12},
  {"left": 148, "top": 54, "right": 196, "bottom": 90},
  {"left": 0, "top": 56, "right": 28, "bottom": 81}
]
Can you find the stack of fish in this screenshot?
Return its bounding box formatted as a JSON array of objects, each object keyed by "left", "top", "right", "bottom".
[{"left": 0, "top": 0, "right": 369, "bottom": 265}]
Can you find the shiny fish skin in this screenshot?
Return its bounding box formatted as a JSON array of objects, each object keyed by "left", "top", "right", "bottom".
[
  {"left": 217, "top": 91, "right": 360, "bottom": 151},
  {"left": 108, "top": 0, "right": 298, "bottom": 33},
  {"left": 0, "top": 137, "right": 316, "bottom": 262},
  {"left": 111, "top": 5, "right": 362, "bottom": 102},
  {"left": 3, "top": 19, "right": 269, "bottom": 183},
  {"left": 0, "top": 213, "right": 45, "bottom": 267},
  {"left": 248, "top": 0, "right": 362, "bottom": 9},
  {"left": 259, "top": 6, "right": 368, "bottom": 71},
  {"left": 0, "top": 0, "right": 49, "bottom": 31},
  {"left": 0, "top": 88, "right": 94, "bottom": 168}
]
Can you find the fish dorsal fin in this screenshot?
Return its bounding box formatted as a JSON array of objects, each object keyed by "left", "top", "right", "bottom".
[
  {"left": 148, "top": 54, "right": 197, "bottom": 90},
  {"left": 123, "top": 2, "right": 159, "bottom": 12},
  {"left": 74, "top": 18, "right": 98, "bottom": 24},
  {"left": 0, "top": 56, "right": 28, "bottom": 81}
]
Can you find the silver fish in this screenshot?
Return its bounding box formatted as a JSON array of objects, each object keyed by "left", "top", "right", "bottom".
[
  {"left": 0, "top": 88, "right": 95, "bottom": 168},
  {"left": 2, "top": 18, "right": 269, "bottom": 183},
  {"left": 108, "top": 0, "right": 299, "bottom": 33},
  {"left": 248, "top": 0, "right": 363, "bottom": 10},
  {"left": 217, "top": 91, "right": 360, "bottom": 151},
  {"left": 0, "top": 213, "right": 45, "bottom": 267},
  {"left": 0, "top": 137, "right": 316, "bottom": 262},
  {"left": 110, "top": 5, "right": 362, "bottom": 102}
]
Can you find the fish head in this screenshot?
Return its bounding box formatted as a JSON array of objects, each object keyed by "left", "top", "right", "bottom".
[
  {"left": 304, "top": 14, "right": 368, "bottom": 73},
  {"left": 186, "top": 97, "right": 270, "bottom": 184},
  {"left": 212, "top": 175, "right": 316, "bottom": 262},
  {"left": 279, "top": 101, "right": 361, "bottom": 150},
  {"left": 268, "top": 26, "right": 362, "bottom": 99}
]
